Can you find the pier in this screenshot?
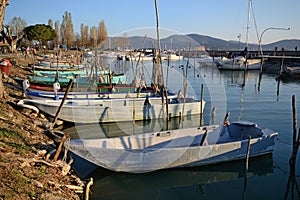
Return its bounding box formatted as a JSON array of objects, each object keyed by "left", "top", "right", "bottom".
[{"left": 178, "top": 50, "right": 300, "bottom": 58}]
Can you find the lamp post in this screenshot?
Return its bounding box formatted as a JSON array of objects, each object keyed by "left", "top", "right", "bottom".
[
  {"left": 259, "top": 27, "right": 290, "bottom": 56},
  {"left": 237, "top": 34, "right": 241, "bottom": 51}
]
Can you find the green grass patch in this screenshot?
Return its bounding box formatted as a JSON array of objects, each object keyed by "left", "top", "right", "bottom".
[
  {"left": 39, "top": 165, "right": 46, "bottom": 176},
  {"left": 0, "top": 140, "right": 28, "bottom": 150},
  {"left": 0, "top": 128, "right": 16, "bottom": 138}
]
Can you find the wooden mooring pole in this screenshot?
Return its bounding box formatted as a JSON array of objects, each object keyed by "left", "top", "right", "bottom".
[
  {"left": 276, "top": 56, "right": 285, "bottom": 98},
  {"left": 50, "top": 79, "right": 74, "bottom": 129},
  {"left": 290, "top": 95, "right": 300, "bottom": 164},
  {"left": 199, "top": 83, "right": 204, "bottom": 127},
  {"left": 284, "top": 95, "right": 300, "bottom": 199},
  {"left": 242, "top": 137, "right": 251, "bottom": 200}
]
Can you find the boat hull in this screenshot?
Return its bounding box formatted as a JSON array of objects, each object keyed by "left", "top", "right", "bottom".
[
  {"left": 67, "top": 122, "right": 278, "bottom": 173},
  {"left": 20, "top": 98, "right": 205, "bottom": 123},
  {"left": 217, "top": 58, "right": 262, "bottom": 70}
]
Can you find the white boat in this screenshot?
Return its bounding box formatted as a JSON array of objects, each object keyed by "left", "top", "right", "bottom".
[
  {"left": 100, "top": 52, "right": 117, "bottom": 59},
  {"left": 18, "top": 95, "right": 205, "bottom": 123},
  {"left": 216, "top": 56, "right": 262, "bottom": 70},
  {"left": 67, "top": 121, "right": 278, "bottom": 173},
  {"left": 25, "top": 89, "right": 176, "bottom": 100},
  {"left": 162, "top": 52, "right": 183, "bottom": 61},
  {"left": 197, "top": 54, "right": 222, "bottom": 67},
  {"left": 281, "top": 66, "right": 300, "bottom": 77},
  {"left": 217, "top": 0, "right": 263, "bottom": 71}
]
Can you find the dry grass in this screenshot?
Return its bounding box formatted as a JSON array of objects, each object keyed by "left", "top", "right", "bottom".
[{"left": 0, "top": 56, "right": 82, "bottom": 200}]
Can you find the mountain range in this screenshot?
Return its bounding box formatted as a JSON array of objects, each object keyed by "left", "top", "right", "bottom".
[{"left": 124, "top": 34, "right": 300, "bottom": 51}]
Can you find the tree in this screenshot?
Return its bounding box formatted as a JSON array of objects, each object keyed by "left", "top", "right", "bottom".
[
  {"left": 97, "top": 20, "right": 107, "bottom": 47},
  {"left": 89, "top": 26, "right": 97, "bottom": 48},
  {"left": 0, "top": 0, "right": 9, "bottom": 32},
  {"left": 80, "top": 23, "right": 89, "bottom": 49},
  {"left": 1, "top": 16, "right": 26, "bottom": 52},
  {"left": 48, "top": 19, "right": 53, "bottom": 28},
  {"left": 54, "top": 20, "right": 60, "bottom": 47},
  {"left": 60, "top": 11, "right": 74, "bottom": 49},
  {"left": 47, "top": 19, "right": 54, "bottom": 48},
  {"left": 74, "top": 33, "right": 81, "bottom": 50},
  {"left": 0, "top": 0, "right": 10, "bottom": 99},
  {"left": 24, "top": 24, "right": 56, "bottom": 48},
  {"left": 8, "top": 16, "right": 26, "bottom": 36},
  {"left": 1, "top": 25, "right": 25, "bottom": 52}
]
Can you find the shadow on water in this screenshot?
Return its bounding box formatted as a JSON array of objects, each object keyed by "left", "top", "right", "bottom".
[
  {"left": 62, "top": 114, "right": 205, "bottom": 140},
  {"left": 79, "top": 155, "right": 274, "bottom": 200},
  {"left": 284, "top": 158, "right": 300, "bottom": 199}
]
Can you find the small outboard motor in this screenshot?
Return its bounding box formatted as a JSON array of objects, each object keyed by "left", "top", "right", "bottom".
[
  {"left": 53, "top": 81, "right": 61, "bottom": 100},
  {"left": 22, "top": 79, "right": 30, "bottom": 97}
]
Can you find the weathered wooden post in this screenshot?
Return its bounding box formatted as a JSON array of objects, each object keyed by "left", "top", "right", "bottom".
[
  {"left": 211, "top": 106, "right": 216, "bottom": 125},
  {"left": 199, "top": 83, "right": 204, "bottom": 127},
  {"left": 290, "top": 95, "right": 300, "bottom": 165},
  {"left": 53, "top": 132, "right": 68, "bottom": 162},
  {"left": 50, "top": 79, "right": 74, "bottom": 129},
  {"left": 276, "top": 57, "right": 284, "bottom": 98}
]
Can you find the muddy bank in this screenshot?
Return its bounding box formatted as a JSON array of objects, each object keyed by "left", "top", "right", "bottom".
[{"left": 0, "top": 56, "right": 85, "bottom": 200}]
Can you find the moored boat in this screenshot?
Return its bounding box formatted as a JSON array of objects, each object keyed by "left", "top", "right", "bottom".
[
  {"left": 18, "top": 95, "right": 205, "bottom": 123},
  {"left": 67, "top": 120, "right": 278, "bottom": 173}
]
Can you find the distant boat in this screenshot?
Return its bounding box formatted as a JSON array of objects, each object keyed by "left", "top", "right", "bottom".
[
  {"left": 198, "top": 54, "right": 222, "bottom": 67},
  {"left": 216, "top": 55, "right": 262, "bottom": 70},
  {"left": 162, "top": 51, "right": 183, "bottom": 61},
  {"left": 280, "top": 66, "right": 300, "bottom": 79},
  {"left": 217, "top": 0, "right": 263, "bottom": 71},
  {"left": 67, "top": 121, "right": 278, "bottom": 173}
]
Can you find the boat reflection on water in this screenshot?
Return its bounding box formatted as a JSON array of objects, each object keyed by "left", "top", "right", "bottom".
[
  {"left": 63, "top": 114, "right": 205, "bottom": 139},
  {"left": 82, "top": 155, "right": 273, "bottom": 200}
]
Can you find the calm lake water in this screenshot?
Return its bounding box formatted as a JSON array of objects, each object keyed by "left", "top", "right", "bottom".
[{"left": 66, "top": 58, "right": 300, "bottom": 200}]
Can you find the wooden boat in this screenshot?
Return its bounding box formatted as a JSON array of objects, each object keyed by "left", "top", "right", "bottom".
[
  {"left": 33, "top": 68, "right": 113, "bottom": 78},
  {"left": 31, "top": 65, "right": 84, "bottom": 71},
  {"left": 14, "top": 76, "right": 133, "bottom": 93},
  {"left": 26, "top": 81, "right": 138, "bottom": 93},
  {"left": 18, "top": 96, "right": 205, "bottom": 123},
  {"left": 280, "top": 66, "right": 300, "bottom": 79},
  {"left": 25, "top": 89, "right": 175, "bottom": 100},
  {"left": 37, "top": 60, "right": 84, "bottom": 68},
  {"left": 33, "top": 69, "right": 88, "bottom": 77},
  {"left": 66, "top": 121, "right": 278, "bottom": 173},
  {"left": 28, "top": 72, "right": 128, "bottom": 85}
]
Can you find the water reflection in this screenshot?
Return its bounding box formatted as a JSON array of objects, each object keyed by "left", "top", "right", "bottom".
[
  {"left": 84, "top": 155, "right": 273, "bottom": 200},
  {"left": 284, "top": 158, "right": 300, "bottom": 199},
  {"left": 63, "top": 114, "right": 205, "bottom": 140}
]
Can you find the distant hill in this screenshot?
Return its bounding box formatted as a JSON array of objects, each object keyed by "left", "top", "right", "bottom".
[
  {"left": 262, "top": 39, "right": 300, "bottom": 51},
  {"left": 117, "top": 34, "right": 300, "bottom": 51}
]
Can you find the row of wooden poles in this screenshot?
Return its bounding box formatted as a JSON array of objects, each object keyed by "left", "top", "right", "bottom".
[
  {"left": 242, "top": 94, "right": 300, "bottom": 199},
  {"left": 285, "top": 95, "right": 300, "bottom": 199}
]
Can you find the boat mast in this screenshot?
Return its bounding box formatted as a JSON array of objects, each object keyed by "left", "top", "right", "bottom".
[
  {"left": 245, "top": 0, "right": 251, "bottom": 48},
  {"left": 152, "top": 0, "right": 164, "bottom": 86}
]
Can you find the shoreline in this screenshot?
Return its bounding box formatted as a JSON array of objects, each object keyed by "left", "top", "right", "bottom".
[{"left": 0, "top": 54, "right": 84, "bottom": 199}]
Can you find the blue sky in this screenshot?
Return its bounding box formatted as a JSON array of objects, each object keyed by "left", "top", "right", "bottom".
[{"left": 4, "top": 0, "right": 299, "bottom": 45}]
